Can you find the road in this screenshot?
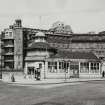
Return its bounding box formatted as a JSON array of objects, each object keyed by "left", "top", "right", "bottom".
[{"left": 0, "top": 80, "right": 105, "bottom": 105}]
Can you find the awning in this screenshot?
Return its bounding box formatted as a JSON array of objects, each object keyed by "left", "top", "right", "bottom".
[{"left": 25, "top": 56, "right": 45, "bottom": 61}]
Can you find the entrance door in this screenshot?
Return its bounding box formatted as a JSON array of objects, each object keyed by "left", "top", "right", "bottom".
[
  {"left": 70, "top": 62, "right": 79, "bottom": 78},
  {"left": 27, "top": 67, "right": 34, "bottom": 75}
]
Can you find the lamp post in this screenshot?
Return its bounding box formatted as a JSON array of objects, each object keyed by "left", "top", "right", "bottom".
[
  {"left": 44, "top": 42, "right": 47, "bottom": 79},
  {"left": 63, "top": 60, "right": 67, "bottom": 82},
  {"left": 0, "top": 55, "right": 2, "bottom": 79},
  {"left": 44, "top": 57, "right": 46, "bottom": 79},
  {"left": 65, "top": 63, "right": 67, "bottom": 82},
  {"left": 0, "top": 39, "right": 2, "bottom": 79}
]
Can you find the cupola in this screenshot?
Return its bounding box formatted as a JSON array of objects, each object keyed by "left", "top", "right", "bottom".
[{"left": 35, "top": 32, "right": 46, "bottom": 42}]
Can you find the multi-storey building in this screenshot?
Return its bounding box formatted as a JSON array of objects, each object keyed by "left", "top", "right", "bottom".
[
  {"left": 0, "top": 35, "right": 3, "bottom": 78},
  {"left": 0, "top": 19, "right": 105, "bottom": 79},
  {"left": 1, "top": 20, "right": 23, "bottom": 71}
]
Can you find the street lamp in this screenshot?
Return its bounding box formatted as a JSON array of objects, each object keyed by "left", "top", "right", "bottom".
[
  {"left": 0, "top": 56, "right": 2, "bottom": 79},
  {"left": 44, "top": 57, "right": 46, "bottom": 79},
  {"left": 0, "top": 39, "right": 2, "bottom": 79},
  {"left": 44, "top": 42, "right": 48, "bottom": 79},
  {"left": 62, "top": 60, "right": 67, "bottom": 82}
]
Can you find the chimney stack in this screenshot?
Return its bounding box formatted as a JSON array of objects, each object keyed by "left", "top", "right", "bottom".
[{"left": 14, "top": 19, "right": 22, "bottom": 28}]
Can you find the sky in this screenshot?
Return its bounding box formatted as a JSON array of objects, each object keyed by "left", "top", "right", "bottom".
[{"left": 0, "top": 0, "right": 105, "bottom": 33}]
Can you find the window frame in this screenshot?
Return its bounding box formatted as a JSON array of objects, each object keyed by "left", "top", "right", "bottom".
[
  {"left": 80, "top": 62, "right": 89, "bottom": 73},
  {"left": 48, "top": 61, "right": 57, "bottom": 73},
  {"left": 90, "top": 62, "right": 99, "bottom": 73}
]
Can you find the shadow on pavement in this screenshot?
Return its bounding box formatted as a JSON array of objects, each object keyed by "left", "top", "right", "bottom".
[{"left": 32, "top": 102, "right": 64, "bottom": 105}]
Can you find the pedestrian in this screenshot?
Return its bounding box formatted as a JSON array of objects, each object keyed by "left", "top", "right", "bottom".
[
  {"left": 102, "top": 71, "right": 105, "bottom": 78},
  {"left": 11, "top": 73, "right": 15, "bottom": 82},
  {"left": 23, "top": 73, "right": 26, "bottom": 79},
  {"left": 34, "top": 68, "right": 37, "bottom": 79},
  {"left": 36, "top": 68, "right": 40, "bottom": 80}
]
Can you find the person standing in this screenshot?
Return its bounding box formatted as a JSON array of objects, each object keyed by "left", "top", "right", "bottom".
[
  {"left": 36, "top": 68, "right": 40, "bottom": 80},
  {"left": 11, "top": 73, "right": 15, "bottom": 82},
  {"left": 102, "top": 71, "right": 105, "bottom": 78},
  {"left": 34, "top": 68, "right": 37, "bottom": 79}
]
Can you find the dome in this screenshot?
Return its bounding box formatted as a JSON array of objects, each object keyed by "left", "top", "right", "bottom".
[
  {"left": 35, "top": 32, "right": 45, "bottom": 37},
  {"left": 49, "top": 21, "right": 73, "bottom": 34},
  {"left": 64, "top": 25, "right": 73, "bottom": 33},
  {"left": 51, "top": 21, "right": 64, "bottom": 29}
]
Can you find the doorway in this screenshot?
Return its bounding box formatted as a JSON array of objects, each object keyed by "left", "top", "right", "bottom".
[
  {"left": 70, "top": 62, "right": 79, "bottom": 78},
  {"left": 27, "top": 67, "right": 34, "bottom": 75}
]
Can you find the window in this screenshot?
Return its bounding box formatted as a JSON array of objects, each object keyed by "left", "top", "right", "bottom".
[
  {"left": 59, "top": 62, "right": 63, "bottom": 69},
  {"left": 70, "top": 64, "right": 79, "bottom": 70},
  {"left": 5, "top": 40, "right": 13, "bottom": 46},
  {"left": 5, "top": 62, "right": 14, "bottom": 69},
  {"left": 5, "top": 31, "right": 13, "bottom": 38},
  {"left": 39, "top": 63, "right": 42, "bottom": 69},
  {"left": 8, "top": 40, "right": 13, "bottom": 45},
  {"left": 5, "top": 32, "right": 9, "bottom": 38},
  {"left": 62, "top": 44, "right": 66, "bottom": 48},
  {"left": 48, "top": 62, "right": 57, "bottom": 73},
  {"left": 9, "top": 32, "right": 12, "bottom": 37},
  {"left": 5, "top": 48, "right": 13, "bottom": 53},
  {"left": 80, "top": 62, "right": 89, "bottom": 73},
  {"left": 59, "top": 61, "right": 69, "bottom": 73},
  {"left": 59, "top": 62, "right": 64, "bottom": 73},
  {"left": 18, "top": 61, "right": 21, "bottom": 66},
  {"left": 4, "top": 56, "right": 13, "bottom": 60},
  {"left": 27, "top": 67, "right": 34, "bottom": 75},
  {"left": 64, "top": 44, "right": 68, "bottom": 48},
  {"left": 90, "top": 63, "right": 99, "bottom": 73}
]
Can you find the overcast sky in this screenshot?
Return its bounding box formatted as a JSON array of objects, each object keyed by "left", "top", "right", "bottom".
[{"left": 0, "top": 0, "right": 105, "bottom": 33}]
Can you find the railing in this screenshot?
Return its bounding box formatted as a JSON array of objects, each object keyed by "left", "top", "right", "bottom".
[
  {"left": 4, "top": 59, "right": 14, "bottom": 62},
  {"left": 3, "top": 52, "right": 14, "bottom": 55},
  {"left": 3, "top": 44, "right": 14, "bottom": 48},
  {"left": 1, "top": 68, "right": 24, "bottom": 72}
]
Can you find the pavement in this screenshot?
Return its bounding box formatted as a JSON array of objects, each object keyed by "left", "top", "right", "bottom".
[{"left": 1, "top": 77, "right": 105, "bottom": 86}]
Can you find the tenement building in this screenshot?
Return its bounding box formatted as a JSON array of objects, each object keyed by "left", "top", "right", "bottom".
[{"left": 0, "top": 19, "right": 105, "bottom": 79}]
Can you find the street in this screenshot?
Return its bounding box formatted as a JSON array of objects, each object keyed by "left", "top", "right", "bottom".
[{"left": 0, "top": 80, "right": 105, "bottom": 105}]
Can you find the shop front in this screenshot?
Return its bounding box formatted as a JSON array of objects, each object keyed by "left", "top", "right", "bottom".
[
  {"left": 24, "top": 61, "right": 45, "bottom": 80},
  {"left": 45, "top": 59, "right": 101, "bottom": 79},
  {"left": 45, "top": 50, "right": 101, "bottom": 79}
]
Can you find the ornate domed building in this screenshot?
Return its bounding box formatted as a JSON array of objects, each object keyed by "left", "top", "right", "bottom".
[
  {"left": 24, "top": 31, "right": 101, "bottom": 79},
  {"left": 24, "top": 32, "right": 56, "bottom": 79}
]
